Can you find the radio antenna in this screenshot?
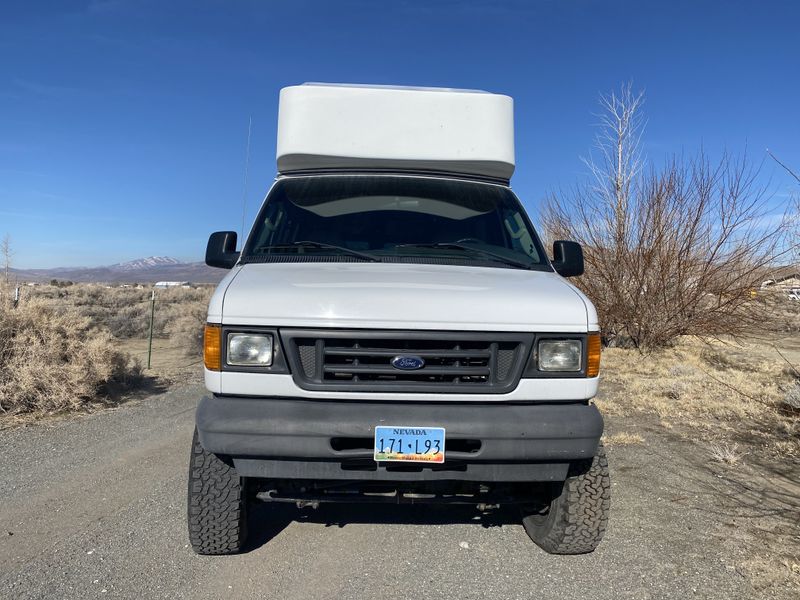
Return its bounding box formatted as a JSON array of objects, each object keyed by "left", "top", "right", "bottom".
[{"left": 239, "top": 115, "right": 253, "bottom": 241}]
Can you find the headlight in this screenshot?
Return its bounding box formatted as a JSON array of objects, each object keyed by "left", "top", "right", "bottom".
[
  {"left": 538, "top": 339, "right": 582, "bottom": 372},
  {"left": 227, "top": 333, "right": 273, "bottom": 366}
]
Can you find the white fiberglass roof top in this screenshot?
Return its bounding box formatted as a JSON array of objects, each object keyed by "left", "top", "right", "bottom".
[{"left": 276, "top": 83, "right": 515, "bottom": 181}]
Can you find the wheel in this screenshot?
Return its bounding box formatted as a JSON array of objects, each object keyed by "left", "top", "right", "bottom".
[
  {"left": 522, "top": 444, "right": 610, "bottom": 554},
  {"left": 187, "top": 428, "right": 248, "bottom": 555}
]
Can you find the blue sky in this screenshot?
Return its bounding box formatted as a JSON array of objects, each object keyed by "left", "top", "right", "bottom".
[{"left": 1, "top": 0, "right": 798, "bottom": 268}]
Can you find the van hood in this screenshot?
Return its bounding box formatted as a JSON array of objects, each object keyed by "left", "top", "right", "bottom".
[{"left": 211, "top": 262, "right": 596, "bottom": 332}]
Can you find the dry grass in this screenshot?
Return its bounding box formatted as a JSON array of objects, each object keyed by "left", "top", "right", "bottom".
[
  {"left": 599, "top": 335, "right": 800, "bottom": 457},
  {"left": 709, "top": 441, "right": 746, "bottom": 465},
  {"left": 117, "top": 337, "right": 203, "bottom": 386},
  {"left": 602, "top": 432, "right": 645, "bottom": 446},
  {"left": 599, "top": 330, "right": 800, "bottom": 596},
  {"left": 738, "top": 555, "right": 800, "bottom": 595}
]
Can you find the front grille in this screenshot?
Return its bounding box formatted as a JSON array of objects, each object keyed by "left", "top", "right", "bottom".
[{"left": 281, "top": 329, "right": 533, "bottom": 393}]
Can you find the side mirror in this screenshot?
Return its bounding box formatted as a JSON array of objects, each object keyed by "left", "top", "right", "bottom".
[
  {"left": 552, "top": 240, "right": 584, "bottom": 278},
  {"left": 206, "top": 231, "right": 239, "bottom": 269}
]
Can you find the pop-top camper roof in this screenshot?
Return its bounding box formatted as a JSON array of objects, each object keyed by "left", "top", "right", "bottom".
[{"left": 276, "top": 83, "right": 515, "bottom": 182}]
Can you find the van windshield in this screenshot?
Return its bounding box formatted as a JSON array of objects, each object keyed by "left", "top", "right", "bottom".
[{"left": 242, "top": 175, "right": 549, "bottom": 270}]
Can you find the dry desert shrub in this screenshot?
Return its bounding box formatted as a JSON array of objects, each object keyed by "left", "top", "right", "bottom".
[
  {"left": 164, "top": 300, "right": 209, "bottom": 356},
  {"left": 70, "top": 285, "right": 211, "bottom": 339},
  {"left": 783, "top": 382, "right": 800, "bottom": 412},
  {"left": 761, "top": 289, "right": 800, "bottom": 334},
  {"left": 541, "top": 84, "right": 791, "bottom": 349},
  {"left": 21, "top": 283, "right": 213, "bottom": 342},
  {"left": 709, "top": 442, "right": 746, "bottom": 465},
  {"left": 0, "top": 288, "right": 142, "bottom": 415}
]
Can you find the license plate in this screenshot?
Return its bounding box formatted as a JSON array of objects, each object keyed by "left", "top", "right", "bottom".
[{"left": 374, "top": 426, "right": 445, "bottom": 463}]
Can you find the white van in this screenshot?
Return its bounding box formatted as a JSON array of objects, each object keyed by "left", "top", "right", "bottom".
[{"left": 189, "top": 83, "right": 608, "bottom": 555}]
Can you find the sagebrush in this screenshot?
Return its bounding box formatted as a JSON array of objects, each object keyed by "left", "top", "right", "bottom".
[
  {"left": 21, "top": 284, "right": 212, "bottom": 354},
  {"left": 0, "top": 287, "right": 143, "bottom": 415}
]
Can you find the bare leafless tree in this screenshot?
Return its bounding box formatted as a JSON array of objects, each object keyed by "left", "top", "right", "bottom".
[
  {"left": 767, "top": 150, "right": 800, "bottom": 185},
  {"left": 1, "top": 234, "right": 13, "bottom": 285},
  {"left": 766, "top": 150, "right": 800, "bottom": 265},
  {"left": 583, "top": 82, "right": 646, "bottom": 252},
  {"left": 542, "top": 85, "right": 792, "bottom": 349}
]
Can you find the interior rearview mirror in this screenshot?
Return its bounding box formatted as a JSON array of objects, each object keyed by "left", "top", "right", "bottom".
[
  {"left": 206, "top": 231, "right": 239, "bottom": 269},
  {"left": 551, "top": 240, "right": 584, "bottom": 278}
]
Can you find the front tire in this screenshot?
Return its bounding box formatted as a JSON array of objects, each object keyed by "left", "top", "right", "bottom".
[
  {"left": 187, "top": 428, "right": 248, "bottom": 555},
  {"left": 522, "top": 444, "right": 610, "bottom": 554}
]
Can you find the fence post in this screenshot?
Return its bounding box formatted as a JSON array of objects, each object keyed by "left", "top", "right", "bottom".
[
  {"left": 147, "top": 289, "right": 155, "bottom": 369},
  {"left": 13, "top": 286, "right": 19, "bottom": 308}
]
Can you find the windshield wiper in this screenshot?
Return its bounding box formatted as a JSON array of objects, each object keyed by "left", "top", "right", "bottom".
[
  {"left": 255, "top": 241, "right": 380, "bottom": 262},
  {"left": 393, "top": 242, "right": 533, "bottom": 269}
]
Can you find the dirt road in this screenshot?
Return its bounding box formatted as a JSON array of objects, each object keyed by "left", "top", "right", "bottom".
[{"left": 0, "top": 383, "right": 795, "bottom": 599}]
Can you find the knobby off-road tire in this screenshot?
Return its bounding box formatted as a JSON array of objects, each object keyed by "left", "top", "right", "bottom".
[
  {"left": 187, "top": 428, "right": 248, "bottom": 555},
  {"left": 522, "top": 444, "right": 610, "bottom": 554}
]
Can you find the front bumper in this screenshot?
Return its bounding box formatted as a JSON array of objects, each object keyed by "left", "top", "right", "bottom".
[{"left": 196, "top": 395, "right": 603, "bottom": 482}]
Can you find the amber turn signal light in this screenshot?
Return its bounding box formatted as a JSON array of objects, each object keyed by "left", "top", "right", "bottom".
[
  {"left": 586, "top": 332, "right": 601, "bottom": 378},
  {"left": 204, "top": 324, "right": 222, "bottom": 371}
]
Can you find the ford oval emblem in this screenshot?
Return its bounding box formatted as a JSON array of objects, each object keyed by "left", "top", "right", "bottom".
[{"left": 391, "top": 355, "right": 425, "bottom": 370}]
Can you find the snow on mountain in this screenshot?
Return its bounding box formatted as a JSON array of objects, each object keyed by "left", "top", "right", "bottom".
[{"left": 112, "top": 256, "right": 183, "bottom": 271}]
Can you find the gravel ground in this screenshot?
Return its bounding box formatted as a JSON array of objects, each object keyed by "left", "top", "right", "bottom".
[{"left": 0, "top": 383, "right": 794, "bottom": 600}]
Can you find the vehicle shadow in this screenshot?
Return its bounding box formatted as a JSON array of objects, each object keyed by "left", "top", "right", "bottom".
[
  {"left": 100, "top": 374, "right": 171, "bottom": 408},
  {"left": 242, "top": 501, "right": 522, "bottom": 553},
  {"left": 311, "top": 502, "right": 520, "bottom": 528},
  {"left": 242, "top": 502, "right": 296, "bottom": 552}
]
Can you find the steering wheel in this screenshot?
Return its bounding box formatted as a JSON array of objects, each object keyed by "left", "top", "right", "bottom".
[{"left": 453, "top": 237, "right": 483, "bottom": 245}]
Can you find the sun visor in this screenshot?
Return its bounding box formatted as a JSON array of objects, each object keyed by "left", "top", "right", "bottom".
[{"left": 276, "top": 83, "right": 515, "bottom": 182}]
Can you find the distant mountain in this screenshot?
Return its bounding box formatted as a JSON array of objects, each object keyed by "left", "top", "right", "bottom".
[
  {"left": 9, "top": 257, "right": 226, "bottom": 284},
  {"left": 112, "top": 256, "right": 183, "bottom": 271}
]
